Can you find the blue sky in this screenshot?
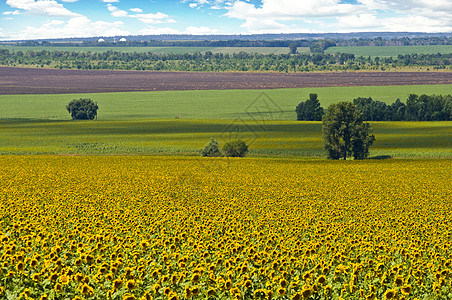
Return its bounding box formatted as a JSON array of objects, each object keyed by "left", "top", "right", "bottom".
[{"left": 1, "top": 0, "right": 451, "bottom": 40}]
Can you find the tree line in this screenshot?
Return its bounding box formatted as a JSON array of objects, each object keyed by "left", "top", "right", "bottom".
[
  {"left": 296, "top": 94, "right": 452, "bottom": 121},
  {"left": 14, "top": 36, "right": 452, "bottom": 49},
  {"left": 1, "top": 49, "right": 450, "bottom": 72}
]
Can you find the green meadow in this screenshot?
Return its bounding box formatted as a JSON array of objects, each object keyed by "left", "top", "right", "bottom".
[
  {"left": 0, "top": 45, "right": 292, "bottom": 55},
  {"left": 1, "top": 84, "right": 451, "bottom": 158},
  {"left": 325, "top": 45, "right": 452, "bottom": 57},
  {"left": 1, "top": 119, "right": 451, "bottom": 157},
  {"left": 1, "top": 85, "right": 451, "bottom": 121}
]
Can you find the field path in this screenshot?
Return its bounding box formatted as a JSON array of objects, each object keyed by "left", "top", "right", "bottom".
[{"left": 1, "top": 67, "right": 451, "bottom": 95}]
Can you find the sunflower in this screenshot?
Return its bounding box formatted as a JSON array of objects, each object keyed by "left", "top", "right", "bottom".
[
  {"left": 394, "top": 276, "right": 404, "bottom": 287},
  {"left": 55, "top": 283, "right": 63, "bottom": 293},
  {"left": 126, "top": 279, "right": 136, "bottom": 290},
  {"left": 277, "top": 287, "right": 286, "bottom": 296},
  {"left": 244, "top": 279, "right": 253, "bottom": 289},
  {"left": 384, "top": 289, "right": 397, "bottom": 299},
  {"left": 225, "top": 280, "right": 232, "bottom": 290},
  {"left": 152, "top": 283, "right": 161, "bottom": 294},
  {"left": 168, "top": 292, "right": 179, "bottom": 300},
  {"left": 140, "top": 291, "right": 152, "bottom": 300},
  {"left": 80, "top": 283, "right": 94, "bottom": 296},
  {"left": 191, "top": 273, "right": 200, "bottom": 283},
  {"left": 191, "top": 286, "right": 200, "bottom": 296},
  {"left": 16, "top": 261, "right": 25, "bottom": 272},
  {"left": 291, "top": 292, "right": 303, "bottom": 300},
  {"left": 122, "top": 293, "right": 136, "bottom": 300},
  {"left": 301, "top": 285, "right": 313, "bottom": 299},
  {"left": 317, "top": 275, "right": 327, "bottom": 285},
  {"left": 163, "top": 287, "right": 171, "bottom": 296},
  {"left": 207, "top": 288, "right": 216, "bottom": 297},
  {"left": 401, "top": 284, "right": 412, "bottom": 295},
  {"left": 49, "top": 273, "right": 59, "bottom": 282},
  {"left": 184, "top": 286, "right": 192, "bottom": 298},
  {"left": 365, "top": 292, "right": 376, "bottom": 300},
  {"left": 280, "top": 278, "right": 288, "bottom": 288},
  {"left": 113, "top": 278, "right": 124, "bottom": 291},
  {"left": 60, "top": 274, "right": 70, "bottom": 285}
]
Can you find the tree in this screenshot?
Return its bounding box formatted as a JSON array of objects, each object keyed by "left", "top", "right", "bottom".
[
  {"left": 222, "top": 140, "right": 248, "bottom": 157},
  {"left": 66, "top": 98, "right": 98, "bottom": 120},
  {"left": 200, "top": 138, "right": 221, "bottom": 157},
  {"left": 322, "top": 102, "right": 375, "bottom": 160},
  {"left": 296, "top": 93, "right": 324, "bottom": 121},
  {"left": 289, "top": 43, "right": 298, "bottom": 54}
]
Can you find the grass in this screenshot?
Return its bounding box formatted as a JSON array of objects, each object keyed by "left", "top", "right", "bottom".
[
  {"left": 0, "top": 45, "right": 292, "bottom": 55},
  {"left": 0, "top": 118, "right": 450, "bottom": 157},
  {"left": 325, "top": 45, "right": 452, "bottom": 57},
  {"left": 1, "top": 85, "right": 452, "bottom": 121}
]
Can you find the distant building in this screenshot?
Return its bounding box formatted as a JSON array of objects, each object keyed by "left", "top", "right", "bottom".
[
  {"left": 119, "top": 38, "right": 127, "bottom": 42},
  {"left": 98, "top": 38, "right": 105, "bottom": 43}
]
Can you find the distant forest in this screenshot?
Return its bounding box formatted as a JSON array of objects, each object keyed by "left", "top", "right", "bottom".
[
  {"left": 10, "top": 36, "right": 452, "bottom": 54},
  {"left": 1, "top": 48, "right": 450, "bottom": 72}
]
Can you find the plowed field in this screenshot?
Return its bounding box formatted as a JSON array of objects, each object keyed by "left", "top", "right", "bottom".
[{"left": 1, "top": 67, "right": 451, "bottom": 94}]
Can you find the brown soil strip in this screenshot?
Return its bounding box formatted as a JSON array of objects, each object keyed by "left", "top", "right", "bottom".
[{"left": 0, "top": 67, "right": 451, "bottom": 95}]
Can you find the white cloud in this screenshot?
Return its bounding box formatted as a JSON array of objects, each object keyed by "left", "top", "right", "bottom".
[
  {"left": 102, "top": 0, "right": 119, "bottom": 2},
  {"left": 107, "top": 4, "right": 128, "bottom": 17},
  {"left": 5, "top": 0, "right": 80, "bottom": 17},
  {"left": 139, "top": 26, "right": 218, "bottom": 35},
  {"left": 133, "top": 12, "right": 175, "bottom": 24},
  {"left": 14, "top": 16, "right": 129, "bottom": 39},
  {"left": 223, "top": 0, "right": 452, "bottom": 33},
  {"left": 106, "top": 4, "right": 175, "bottom": 24},
  {"left": 3, "top": 10, "right": 20, "bottom": 15},
  {"left": 185, "top": 26, "right": 218, "bottom": 34}
]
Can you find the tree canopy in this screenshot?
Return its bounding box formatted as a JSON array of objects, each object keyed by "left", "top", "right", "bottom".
[
  {"left": 295, "top": 93, "right": 324, "bottom": 121},
  {"left": 66, "top": 98, "right": 98, "bottom": 120},
  {"left": 322, "top": 102, "right": 375, "bottom": 160}
]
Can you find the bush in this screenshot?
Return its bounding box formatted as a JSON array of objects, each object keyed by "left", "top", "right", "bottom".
[
  {"left": 296, "top": 93, "right": 324, "bottom": 121},
  {"left": 200, "top": 139, "right": 221, "bottom": 157},
  {"left": 222, "top": 140, "right": 248, "bottom": 157},
  {"left": 66, "top": 98, "right": 98, "bottom": 120}
]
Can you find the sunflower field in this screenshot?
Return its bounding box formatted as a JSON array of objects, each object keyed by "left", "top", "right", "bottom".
[{"left": 0, "top": 156, "right": 451, "bottom": 300}]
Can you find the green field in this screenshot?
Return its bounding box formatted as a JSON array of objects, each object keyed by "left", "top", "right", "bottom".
[
  {"left": 1, "top": 118, "right": 451, "bottom": 157},
  {"left": 1, "top": 84, "right": 452, "bottom": 158},
  {"left": 325, "top": 45, "right": 452, "bottom": 57},
  {"left": 0, "top": 45, "right": 292, "bottom": 55},
  {"left": 1, "top": 85, "right": 451, "bottom": 121}
]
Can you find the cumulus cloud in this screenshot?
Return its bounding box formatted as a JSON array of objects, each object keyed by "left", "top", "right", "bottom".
[
  {"left": 3, "top": 10, "right": 20, "bottom": 15},
  {"left": 106, "top": 4, "right": 175, "bottom": 24},
  {"left": 14, "top": 16, "right": 129, "bottom": 39},
  {"left": 5, "top": 0, "right": 80, "bottom": 17},
  {"left": 139, "top": 25, "right": 218, "bottom": 35},
  {"left": 107, "top": 4, "right": 128, "bottom": 17},
  {"left": 183, "top": 0, "right": 229, "bottom": 10},
  {"left": 133, "top": 12, "right": 175, "bottom": 24},
  {"left": 185, "top": 26, "right": 218, "bottom": 34},
  {"left": 222, "top": 0, "right": 452, "bottom": 33}
]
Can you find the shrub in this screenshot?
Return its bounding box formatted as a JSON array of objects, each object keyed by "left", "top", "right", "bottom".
[
  {"left": 295, "top": 93, "right": 324, "bottom": 121},
  {"left": 66, "top": 98, "right": 98, "bottom": 120},
  {"left": 200, "top": 139, "right": 221, "bottom": 157},
  {"left": 222, "top": 140, "right": 248, "bottom": 157}
]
